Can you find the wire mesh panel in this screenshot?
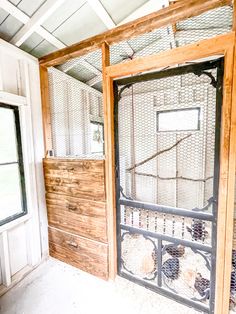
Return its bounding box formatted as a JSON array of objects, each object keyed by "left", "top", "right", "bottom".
[
  {"left": 109, "top": 5, "right": 232, "bottom": 65},
  {"left": 115, "top": 59, "right": 224, "bottom": 314},
  {"left": 48, "top": 67, "right": 104, "bottom": 158}
]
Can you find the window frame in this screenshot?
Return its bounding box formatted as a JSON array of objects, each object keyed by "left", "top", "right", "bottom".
[
  {"left": 156, "top": 107, "right": 201, "bottom": 133},
  {"left": 0, "top": 103, "right": 27, "bottom": 226}
]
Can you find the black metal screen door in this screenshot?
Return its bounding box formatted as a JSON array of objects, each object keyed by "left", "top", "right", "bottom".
[{"left": 114, "top": 59, "right": 224, "bottom": 314}]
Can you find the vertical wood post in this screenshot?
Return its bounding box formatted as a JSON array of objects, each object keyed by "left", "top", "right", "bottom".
[
  {"left": 39, "top": 65, "right": 52, "bottom": 154},
  {"left": 215, "top": 45, "right": 235, "bottom": 314},
  {"left": 102, "top": 42, "right": 117, "bottom": 280},
  {"left": 220, "top": 4, "right": 236, "bottom": 311}
]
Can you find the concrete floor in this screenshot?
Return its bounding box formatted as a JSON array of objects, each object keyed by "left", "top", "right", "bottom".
[{"left": 0, "top": 257, "right": 200, "bottom": 314}]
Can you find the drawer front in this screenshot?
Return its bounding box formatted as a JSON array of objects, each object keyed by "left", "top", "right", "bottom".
[
  {"left": 46, "top": 193, "right": 107, "bottom": 243},
  {"left": 43, "top": 159, "right": 106, "bottom": 201},
  {"left": 49, "top": 227, "right": 108, "bottom": 280}
]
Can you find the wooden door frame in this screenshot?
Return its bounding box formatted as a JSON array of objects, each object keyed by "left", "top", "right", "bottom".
[{"left": 103, "top": 32, "right": 236, "bottom": 314}]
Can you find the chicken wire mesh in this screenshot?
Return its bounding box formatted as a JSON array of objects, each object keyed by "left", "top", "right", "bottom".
[
  {"left": 109, "top": 5, "right": 233, "bottom": 65},
  {"left": 48, "top": 65, "right": 104, "bottom": 158},
  {"left": 115, "top": 59, "right": 223, "bottom": 313}
]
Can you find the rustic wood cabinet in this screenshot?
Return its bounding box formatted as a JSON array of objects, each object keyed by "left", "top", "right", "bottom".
[{"left": 43, "top": 158, "right": 108, "bottom": 280}]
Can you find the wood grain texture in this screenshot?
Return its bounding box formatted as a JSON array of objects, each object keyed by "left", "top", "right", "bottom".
[
  {"left": 43, "top": 159, "right": 106, "bottom": 201},
  {"left": 39, "top": 66, "right": 52, "bottom": 152},
  {"left": 106, "top": 32, "right": 235, "bottom": 79},
  {"left": 46, "top": 193, "right": 107, "bottom": 243},
  {"left": 221, "top": 29, "right": 236, "bottom": 312},
  {"left": 215, "top": 44, "right": 235, "bottom": 314},
  {"left": 49, "top": 227, "right": 108, "bottom": 280},
  {"left": 102, "top": 42, "right": 117, "bottom": 280},
  {"left": 39, "top": 0, "right": 230, "bottom": 67}
]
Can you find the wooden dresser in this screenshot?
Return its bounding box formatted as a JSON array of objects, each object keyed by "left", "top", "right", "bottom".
[{"left": 43, "top": 158, "right": 108, "bottom": 280}]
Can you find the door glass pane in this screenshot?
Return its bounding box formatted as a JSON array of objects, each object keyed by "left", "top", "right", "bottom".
[
  {"left": 0, "top": 164, "right": 23, "bottom": 221},
  {"left": 0, "top": 107, "right": 18, "bottom": 163}
]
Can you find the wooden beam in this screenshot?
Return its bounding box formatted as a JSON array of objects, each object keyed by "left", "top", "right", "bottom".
[
  {"left": 102, "top": 42, "right": 117, "bottom": 280},
  {"left": 39, "top": 66, "right": 52, "bottom": 154},
  {"left": 214, "top": 44, "right": 235, "bottom": 314},
  {"left": 220, "top": 3, "right": 236, "bottom": 309},
  {"left": 10, "top": 0, "right": 66, "bottom": 47},
  {"left": 1, "top": 0, "right": 66, "bottom": 49},
  {"left": 106, "top": 32, "right": 234, "bottom": 78},
  {"left": 39, "top": 0, "right": 230, "bottom": 67}
]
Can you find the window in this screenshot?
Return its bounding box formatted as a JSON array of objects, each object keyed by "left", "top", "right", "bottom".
[
  {"left": 156, "top": 108, "right": 200, "bottom": 132},
  {"left": 90, "top": 122, "right": 104, "bottom": 155},
  {"left": 0, "top": 104, "right": 27, "bottom": 225}
]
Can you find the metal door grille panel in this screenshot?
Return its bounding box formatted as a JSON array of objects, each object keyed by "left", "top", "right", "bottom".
[{"left": 115, "top": 59, "right": 224, "bottom": 313}]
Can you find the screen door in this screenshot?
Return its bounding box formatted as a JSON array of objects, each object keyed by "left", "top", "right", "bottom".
[{"left": 114, "top": 59, "right": 224, "bottom": 314}]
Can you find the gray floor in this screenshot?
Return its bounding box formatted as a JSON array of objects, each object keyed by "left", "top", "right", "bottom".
[{"left": 0, "top": 257, "right": 200, "bottom": 314}]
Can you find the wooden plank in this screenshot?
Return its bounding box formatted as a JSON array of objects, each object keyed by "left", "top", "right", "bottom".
[
  {"left": 47, "top": 199, "right": 107, "bottom": 243},
  {"left": 221, "top": 33, "right": 236, "bottom": 312},
  {"left": 45, "top": 178, "right": 105, "bottom": 202},
  {"left": 40, "top": 66, "right": 52, "bottom": 153},
  {"left": 46, "top": 192, "right": 106, "bottom": 217},
  {"left": 214, "top": 45, "right": 235, "bottom": 314},
  {"left": 102, "top": 42, "right": 117, "bottom": 280},
  {"left": 48, "top": 227, "right": 108, "bottom": 280},
  {"left": 106, "top": 32, "right": 235, "bottom": 79},
  {"left": 43, "top": 158, "right": 105, "bottom": 174},
  {"left": 39, "top": 0, "right": 231, "bottom": 67},
  {"left": 43, "top": 160, "right": 106, "bottom": 201}
]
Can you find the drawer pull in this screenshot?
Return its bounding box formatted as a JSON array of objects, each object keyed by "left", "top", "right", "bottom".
[
  {"left": 68, "top": 167, "right": 75, "bottom": 171},
  {"left": 67, "top": 205, "right": 77, "bottom": 211},
  {"left": 65, "top": 240, "right": 78, "bottom": 248}
]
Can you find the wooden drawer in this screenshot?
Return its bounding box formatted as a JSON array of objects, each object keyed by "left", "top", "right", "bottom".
[
  {"left": 46, "top": 193, "right": 107, "bottom": 243},
  {"left": 49, "top": 227, "right": 108, "bottom": 280},
  {"left": 43, "top": 159, "right": 106, "bottom": 201}
]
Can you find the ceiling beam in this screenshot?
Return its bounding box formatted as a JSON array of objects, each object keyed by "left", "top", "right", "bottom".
[
  {"left": 86, "top": 0, "right": 115, "bottom": 29},
  {"left": 0, "top": 0, "right": 66, "bottom": 49},
  {"left": 10, "top": 0, "right": 66, "bottom": 47},
  {"left": 117, "top": 0, "right": 166, "bottom": 25},
  {"left": 87, "top": 0, "right": 133, "bottom": 56}
]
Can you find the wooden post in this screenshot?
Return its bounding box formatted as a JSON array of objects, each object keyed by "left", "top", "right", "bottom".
[
  {"left": 102, "top": 42, "right": 117, "bottom": 279},
  {"left": 214, "top": 44, "right": 235, "bottom": 314},
  {"left": 220, "top": 3, "right": 236, "bottom": 311},
  {"left": 39, "top": 65, "right": 52, "bottom": 154}
]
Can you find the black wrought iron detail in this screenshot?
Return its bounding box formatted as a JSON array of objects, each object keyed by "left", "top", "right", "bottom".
[
  {"left": 193, "top": 70, "right": 217, "bottom": 88},
  {"left": 192, "top": 197, "right": 215, "bottom": 212},
  {"left": 120, "top": 186, "right": 133, "bottom": 200},
  {"left": 118, "top": 83, "right": 133, "bottom": 101}
]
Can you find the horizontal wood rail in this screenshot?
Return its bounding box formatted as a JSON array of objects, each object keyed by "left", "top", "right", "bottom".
[
  {"left": 39, "top": 0, "right": 231, "bottom": 67},
  {"left": 106, "top": 32, "right": 235, "bottom": 78}
]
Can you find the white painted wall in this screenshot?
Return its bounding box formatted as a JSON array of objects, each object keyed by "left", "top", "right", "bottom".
[{"left": 0, "top": 39, "right": 47, "bottom": 295}]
